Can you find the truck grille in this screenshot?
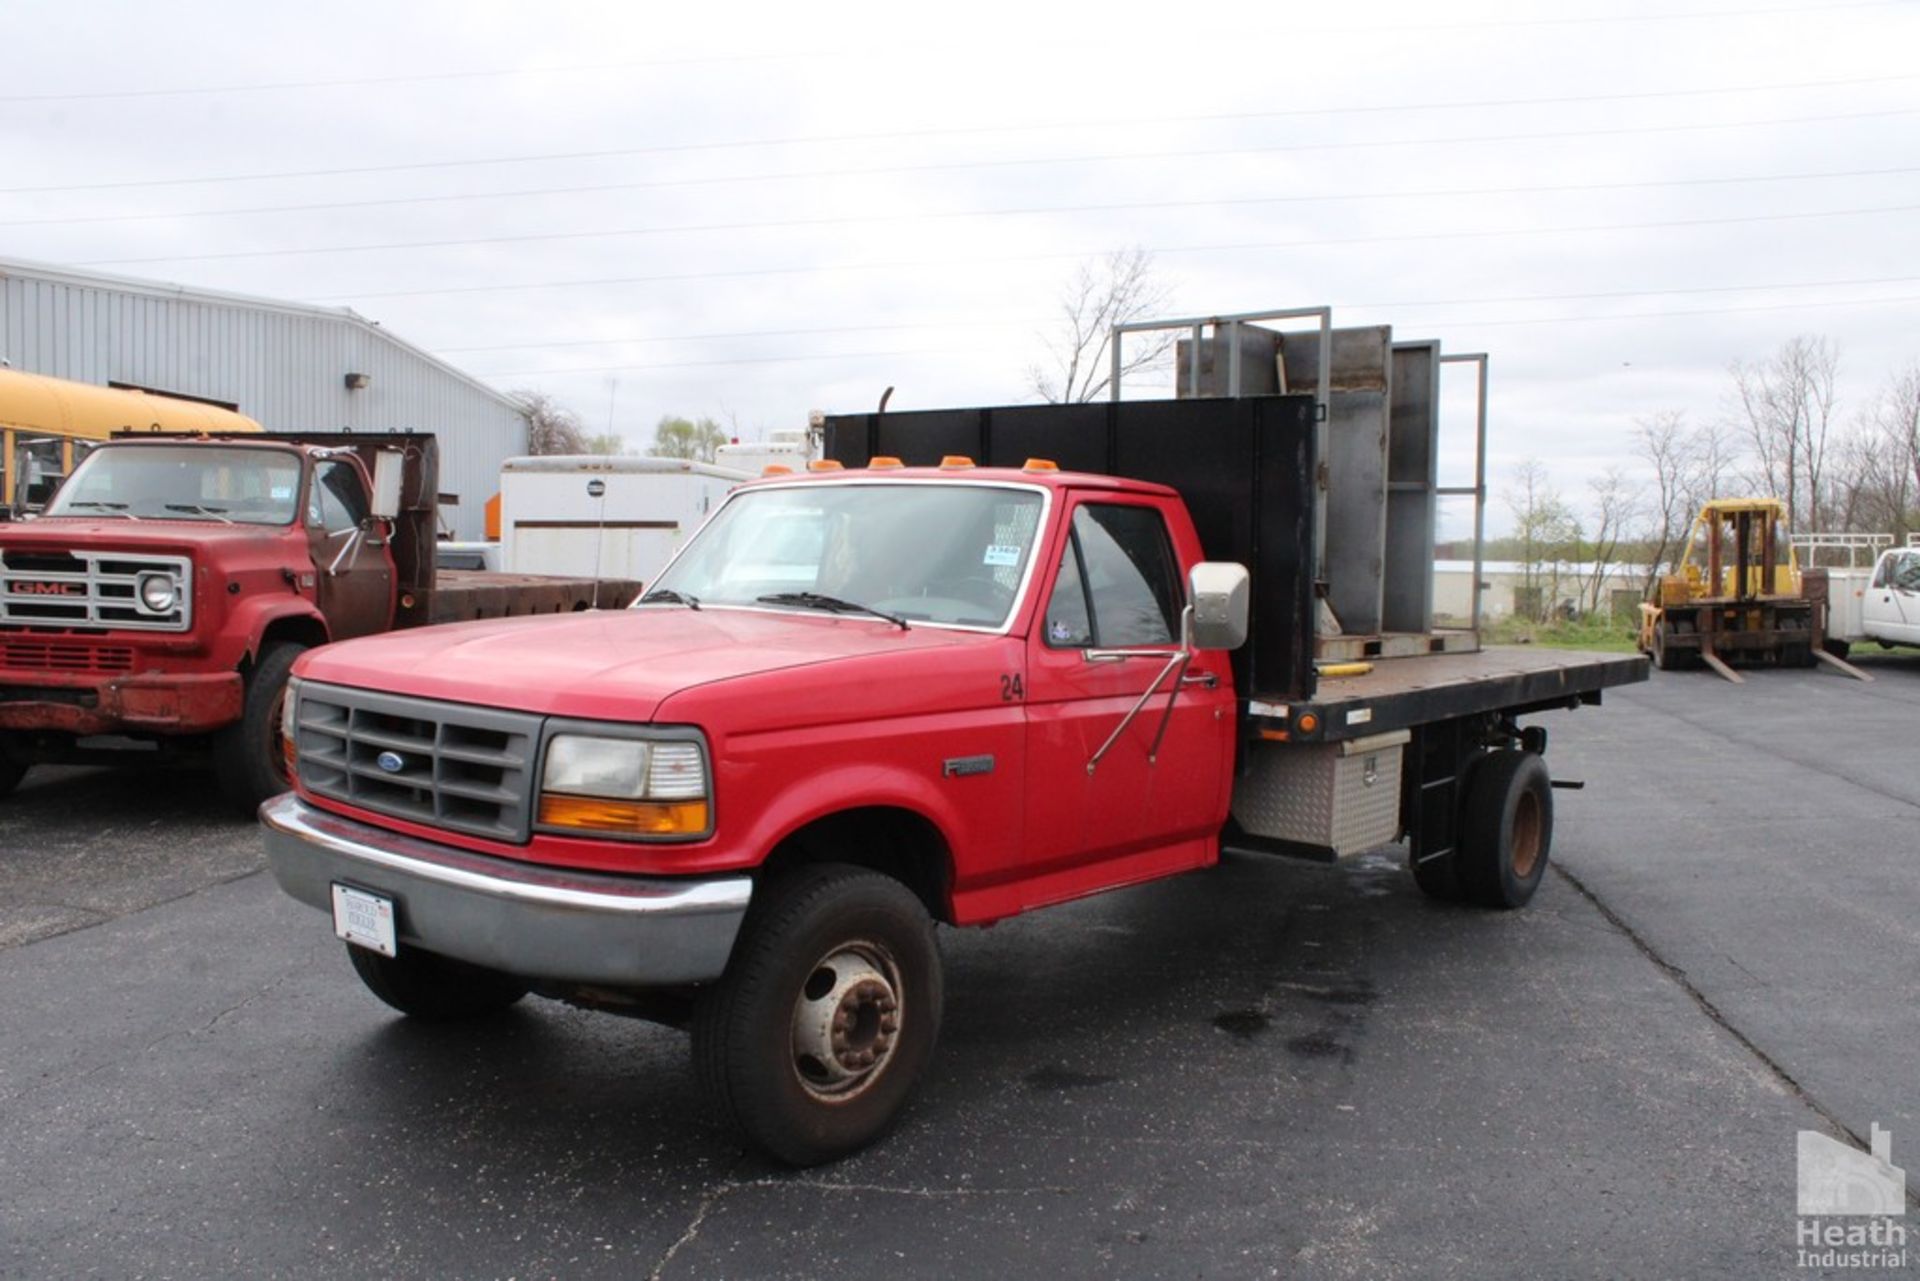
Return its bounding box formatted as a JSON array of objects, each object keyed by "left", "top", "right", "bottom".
[
  {"left": 0, "top": 640, "right": 137, "bottom": 674},
  {"left": 292, "top": 683, "right": 539, "bottom": 843},
  {"left": 0, "top": 548, "right": 193, "bottom": 632}
]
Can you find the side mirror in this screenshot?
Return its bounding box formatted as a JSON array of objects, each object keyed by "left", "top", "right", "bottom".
[
  {"left": 1189, "top": 561, "right": 1250, "bottom": 651},
  {"left": 370, "top": 451, "right": 404, "bottom": 520}
]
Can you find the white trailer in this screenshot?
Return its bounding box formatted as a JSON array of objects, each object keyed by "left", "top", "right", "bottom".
[{"left": 495, "top": 455, "right": 752, "bottom": 585}]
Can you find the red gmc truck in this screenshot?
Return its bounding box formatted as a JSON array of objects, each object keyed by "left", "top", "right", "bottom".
[
  {"left": 0, "top": 432, "right": 638, "bottom": 808},
  {"left": 260, "top": 313, "right": 1647, "bottom": 1164}
]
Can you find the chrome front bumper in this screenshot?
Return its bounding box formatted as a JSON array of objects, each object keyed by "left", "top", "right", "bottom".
[{"left": 260, "top": 794, "right": 752, "bottom": 986}]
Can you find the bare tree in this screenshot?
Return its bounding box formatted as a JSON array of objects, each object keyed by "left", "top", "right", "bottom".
[
  {"left": 1726, "top": 335, "right": 1840, "bottom": 531},
  {"left": 1581, "top": 467, "right": 1636, "bottom": 615},
  {"left": 1835, "top": 363, "right": 1920, "bottom": 540},
  {"left": 1634, "top": 410, "right": 1694, "bottom": 596},
  {"left": 512, "top": 389, "right": 588, "bottom": 455},
  {"left": 1027, "top": 248, "right": 1174, "bottom": 403}
]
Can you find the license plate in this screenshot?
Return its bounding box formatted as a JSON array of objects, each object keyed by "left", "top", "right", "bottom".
[{"left": 331, "top": 883, "right": 397, "bottom": 957}]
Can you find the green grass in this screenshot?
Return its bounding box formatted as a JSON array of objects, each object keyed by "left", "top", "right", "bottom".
[{"left": 1480, "top": 614, "right": 1642, "bottom": 654}]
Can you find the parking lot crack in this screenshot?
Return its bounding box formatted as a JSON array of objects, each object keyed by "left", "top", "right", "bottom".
[
  {"left": 1555, "top": 862, "right": 1920, "bottom": 1212},
  {"left": 648, "top": 1175, "right": 733, "bottom": 1281}
]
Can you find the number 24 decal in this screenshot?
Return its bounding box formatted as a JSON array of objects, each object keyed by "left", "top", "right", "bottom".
[{"left": 999, "top": 673, "right": 1024, "bottom": 701}]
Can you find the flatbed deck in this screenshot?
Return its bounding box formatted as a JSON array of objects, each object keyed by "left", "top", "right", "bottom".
[{"left": 1251, "top": 646, "right": 1649, "bottom": 742}]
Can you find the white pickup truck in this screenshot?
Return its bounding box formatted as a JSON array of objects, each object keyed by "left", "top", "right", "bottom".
[{"left": 1824, "top": 545, "right": 1920, "bottom": 653}]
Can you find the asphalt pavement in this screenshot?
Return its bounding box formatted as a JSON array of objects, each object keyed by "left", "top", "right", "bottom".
[{"left": 0, "top": 650, "right": 1915, "bottom": 1279}]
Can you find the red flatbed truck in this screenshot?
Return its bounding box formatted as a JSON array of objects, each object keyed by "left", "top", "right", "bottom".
[{"left": 260, "top": 310, "right": 1647, "bottom": 1163}]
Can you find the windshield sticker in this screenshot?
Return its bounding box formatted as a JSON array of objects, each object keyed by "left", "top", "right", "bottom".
[{"left": 983, "top": 544, "right": 1023, "bottom": 567}]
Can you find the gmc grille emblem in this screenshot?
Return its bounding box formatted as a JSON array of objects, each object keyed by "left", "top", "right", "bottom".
[{"left": 12, "top": 581, "right": 83, "bottom": 596}]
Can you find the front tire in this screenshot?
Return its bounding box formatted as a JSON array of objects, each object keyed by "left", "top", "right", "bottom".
[
  {"left": 0, "top": 734, "right": 27, "bottom": 798},
  {"left": 1457, "top": 750, "right": 1553, "bottom": 910},
  {"left": 693, "top": 865, "right": 943, "bottom": 1166},
  {"left": 346, "top": 944, "right": 529, "bottom": 1020},
  {"left": 214, "top": 641, "right": 306, "bottom": 813}
]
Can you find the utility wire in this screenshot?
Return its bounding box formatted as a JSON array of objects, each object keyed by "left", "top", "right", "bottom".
[
  {"left": 83, "top": 197, "right": 1919, "bottom": 270},
  {"left": 468, "top": 291, "right": 1920, "bottom": 380},
  {"left": 6, "top": 160, "right": 1914, "bottom": 231},
  {"left": 4, "top": 77, "right": 1914, "bottom": 195},
  {"left": 426, "top": 274, "right": 1920, "bottom": 355},
  {"left": 0, "top": 3, "right": 1902, "bottom": 104},
  {"left": 307, "top": 200, "right": 1920, "bottom": 303}
]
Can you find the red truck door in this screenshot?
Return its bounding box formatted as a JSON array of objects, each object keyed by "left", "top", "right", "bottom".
[
  {"left": 1021, "top": 496, "right": 1235, "bottom": 887},
  {"left": 304, "top": 458, "right": 395, "bottom": 641}
]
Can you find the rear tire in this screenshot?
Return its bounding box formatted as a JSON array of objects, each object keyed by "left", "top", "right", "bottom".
[
  {"left": 693, "top": 865, "right": 943, "bottom": 1166},
  {"left": 1457, "top": 750, "right": 1553, "bottom": 910},
  {"left": 346, "top": 944, "right": 529, "bottom": 1020},
  {"left": 214, "top": 641, "right": 306, "bottom": 814}
]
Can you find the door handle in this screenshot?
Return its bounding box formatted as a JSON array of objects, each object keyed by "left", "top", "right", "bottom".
[{"left": 1180, "top": 671, "right": 1218, "bottom": 688}]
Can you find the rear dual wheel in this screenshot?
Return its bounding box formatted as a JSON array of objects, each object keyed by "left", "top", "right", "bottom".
[{"left": 1411, "top": 749, "right": 1554, "bottom": 910}]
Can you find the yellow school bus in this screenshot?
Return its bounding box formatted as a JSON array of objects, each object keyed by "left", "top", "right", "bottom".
[{"left": 0, "top": 368, "right": 261, "bottom": 515}]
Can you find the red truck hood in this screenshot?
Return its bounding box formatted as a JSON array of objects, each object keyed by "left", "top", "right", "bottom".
[
  {"left": 0, "top": 516, "right": 281, "bottom": 554},
  {"left": 296, "top": 607, "right": 986, "bottom": 722}
]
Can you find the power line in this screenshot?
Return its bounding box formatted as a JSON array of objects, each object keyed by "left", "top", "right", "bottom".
[
  {"left": 305, "top": 200, "right": 1920, "bottom": 304},
  {"left": 7, "top": 158, "right": 1914, "bottom": 231},
  {"left": 0, "top": 3, "right": 1901, "bottom": 105},
  {"left": 4, "top": 76, "right": 1913, "bottom": 196},
  {"left": 470, "top": 292, "right": 1920, "bottom": 380},
  {"left": 89, "top": 196, "right": 1915, "bottom": 273},
  {"left": 424, "top": 275, "right": 1920, "bottom": 355},
  {"left": 475, "top": 347, "right": 990, "bottom": 379}
]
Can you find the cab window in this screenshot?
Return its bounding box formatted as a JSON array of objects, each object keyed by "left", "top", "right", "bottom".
[
  {"left": 308, "top": 461, "right": 370, "bottom": 535},
  {"left": 1044, "top": 504, "right": 1181, "bottom": 648}
]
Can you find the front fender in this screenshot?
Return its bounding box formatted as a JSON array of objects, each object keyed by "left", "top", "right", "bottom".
[
  {"left": 731, "top": 760, "right": 965, "bottom": 887},
  {"left": 222, "top": 597, "right": 330, "bottom": 667}
]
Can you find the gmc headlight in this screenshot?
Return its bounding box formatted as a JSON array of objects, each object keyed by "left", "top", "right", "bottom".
[
  {"left": 137, "top": 572, "right": 178, "bottom": 613},
  {"left": 538, "top": 731, "right": 711, "bottom": 838}
]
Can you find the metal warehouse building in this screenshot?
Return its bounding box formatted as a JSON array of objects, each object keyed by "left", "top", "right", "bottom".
[{"left": 0, "top": 257, "right": 525, "bottom": 539}]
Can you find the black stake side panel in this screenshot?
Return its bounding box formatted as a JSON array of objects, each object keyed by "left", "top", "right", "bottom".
[{"left": 824, "top": 396, "right": 1318, "bottom": 703}]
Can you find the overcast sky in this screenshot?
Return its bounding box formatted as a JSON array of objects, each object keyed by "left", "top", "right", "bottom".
[{"left": 4, "top": 0, "right": 1916, "bottom": 534}]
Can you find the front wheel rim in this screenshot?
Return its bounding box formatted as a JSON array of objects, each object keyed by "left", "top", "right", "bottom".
[{"left": 789, "top": 941, "right": 903, "bottom": 1102}]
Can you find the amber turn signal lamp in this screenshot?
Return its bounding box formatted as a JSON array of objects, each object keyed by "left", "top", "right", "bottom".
[
  {"left": 1296, "top": 712, "right": 1320, "bottom": 735},
  {"left": 938, "top": 455, "right": 974, "bottom": 469},
  {"left": 807, "top": 460, "right": 845, "bottom": 472},
  {"left": 762, "top": 464, "right": 793, "bottom": 476},
  {"left": 867, "top": 456, "right": 905, "bottom": 470},
  {"left": 538, "top": 795, "right": 710, "bottom": 836},
  {"left": 1023, "top": 458, "right": 1059, "bottom": 473}
]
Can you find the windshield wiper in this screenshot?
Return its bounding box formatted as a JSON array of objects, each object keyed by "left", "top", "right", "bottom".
[
  {"left": 63, "top": 501, "right": 139, "bottom": 520},
  {"left": 756, "top": 591, "right": 909, "bottom": 631},
  {"left": 639, "top": 588, "right": 701, "bottom": 610},
  {"left": 162, "top": 503, "right": 233, "bottom": 525}
]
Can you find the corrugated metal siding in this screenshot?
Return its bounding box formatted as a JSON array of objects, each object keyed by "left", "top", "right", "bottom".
[{"left": 0, "top": 267, "right": 522, "bottom": 539}]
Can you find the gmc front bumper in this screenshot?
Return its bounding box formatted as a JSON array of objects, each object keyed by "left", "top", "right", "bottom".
[{"left": 260, "top": 794, "right": 752, "bottom": 986}]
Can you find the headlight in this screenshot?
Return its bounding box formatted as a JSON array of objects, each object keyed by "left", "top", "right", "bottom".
[
  {"left": 137, "top": 572, "right": 178, "bottom": 613},
  {"left": 538, "top": 731, "right": 711, "bottom": 838}
]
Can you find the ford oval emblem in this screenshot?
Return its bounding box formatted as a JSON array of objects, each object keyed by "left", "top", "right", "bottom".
[{"left": 375, "top": 751, "right": 406, "bottom": 774}]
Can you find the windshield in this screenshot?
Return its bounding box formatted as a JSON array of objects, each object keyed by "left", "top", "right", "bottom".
[
  {"left": 45, "top": 445, "right": 302, "bottom": 525},
  {"left": 647, "top": 482, "right": 1046, "bottom": 629}
]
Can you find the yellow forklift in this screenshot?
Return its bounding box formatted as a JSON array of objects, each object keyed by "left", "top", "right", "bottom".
[{"left": 1638, "top": 498, "right": 1866, "bottom": 682}]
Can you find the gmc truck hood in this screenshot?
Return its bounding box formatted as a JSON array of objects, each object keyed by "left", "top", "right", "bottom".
[
  {"left": 0, "top": 517, "right": 281, "bottom": 554},
  {"left": 296, "top": 606, "right": 988, "bottom": 722}
]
